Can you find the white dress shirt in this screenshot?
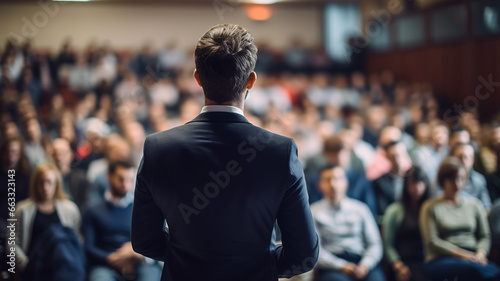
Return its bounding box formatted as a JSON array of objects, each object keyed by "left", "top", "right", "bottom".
[{"left": 201, "top": 105, "right": 244, "bottom": 116}]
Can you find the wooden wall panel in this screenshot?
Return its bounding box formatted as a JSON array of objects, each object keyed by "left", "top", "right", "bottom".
[{"left": 366, "top": 37, "right": 500, "bottom": 122}]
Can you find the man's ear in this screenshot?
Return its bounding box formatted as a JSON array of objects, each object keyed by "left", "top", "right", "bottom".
[
  {"left": 246, "top": 72, "right": 257, "bottom": 90},
  {"left": 193, "top": 69, "right": 202, "bottom": 87}
]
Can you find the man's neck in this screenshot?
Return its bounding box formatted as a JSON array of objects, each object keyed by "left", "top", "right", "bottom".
[
  {"left": 329, "top": 196, "right": 344, "bottom": 208},
  {"left": 204, "top": 97, "right": 244, "bottom": 112},
  {"left": 59, "top": 165, "right": 71, "bottom": 176},
  {"left": 432, "top": 143, "right": 445, "bottom": 151}
]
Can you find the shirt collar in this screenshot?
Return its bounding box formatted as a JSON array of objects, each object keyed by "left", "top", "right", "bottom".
[
  {"left": 327, "top": 199, "right": 344, "bottom": 210},
  {"left": 201, "top": 105, "right": 244, "bottom": 116},
  {"left": 105, "top": 190, "right": 134, "bottom": 207}
]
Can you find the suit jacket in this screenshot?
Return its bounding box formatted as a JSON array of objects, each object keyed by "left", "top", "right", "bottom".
[
  {"left": 372, "top": 173, "right": 401, "bottom": 219},
  {"left": 131, "top": 111, "right": 319, "bottom": 281}
]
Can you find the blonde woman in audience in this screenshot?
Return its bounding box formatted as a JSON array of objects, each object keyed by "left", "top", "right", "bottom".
[
  {"left": 420, "top": 157, "right": 500, "bottom": 281},
  {"left": 383, "top": 166, "right": 432, "bottom": 281},
  {"left": 15, "top": 163, "right": 83, "bottom": 279}
]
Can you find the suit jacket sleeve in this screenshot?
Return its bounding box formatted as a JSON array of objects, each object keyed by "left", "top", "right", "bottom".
[
  {"left": 131, "top": 138, "right": 167, "bottom": 261},
  {"left": 275, "top": 139, "right": 319, "bottom": 278}
]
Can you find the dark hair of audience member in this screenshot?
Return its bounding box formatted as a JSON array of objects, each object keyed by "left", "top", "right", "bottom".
[
  {"left": 450, "top": 126, "right": 468, "bottom": 135},
  {"left": 0, "top": 137, "right": 31, "bottom": 175},
  {"left": 449, "top": 142, "right": 473, "bottom": 158},
  {"left": 382, "top": 140, "right": 401, "bottom": 153},
  {"left": 437, "top": 156, "right": 466, "bottom": 188},
  {"left": 401, "top": 166, "right": 432, "bottom": 215},
  {"left": 194, "top": 24, "right": 258, "bottom": 103},
  {"left": 323, "top": 136, "right": 344, "bottom": 154},
  {"left": 29, "top": 163, "right": 67, "bottom": 202},
  {"left": 107, "top": 160, "right": 134, "bottom": 175},
  {"left": 320, "top": 164, "right": 342, "bottom": 175}
]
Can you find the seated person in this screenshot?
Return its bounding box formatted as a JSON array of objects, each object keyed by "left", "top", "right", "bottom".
[
  {"left": 478, "top": 123, "right": 500, "bottom": 178},
  {"left": 366, "top": 126, "right": 411, "bottom": 181},
  {"left": 85, "top": 135, "right": 132, "bottom": 208},
  {"left": 373, "top": 141, "right": 411, "bottom": 221},
  {"left": 448, "top": 127, "right": 470, "bottom": 151},
  {"left": 411, "top": 121, "right": 449, "bottom": 189},
  {"left": 305, "top": 136, "right": 376, "bottom": 216},
  {"left": 82, "top": 160, "right": 162, "bottom": 281},
  {"left": 420, "top": 157, "right": 500, "bottom": 281},
  {"left": 15, "top": 163, "right": 83, "bottom": 278},
  {"left": 487, "top": 144, "right": 500, "bottom": 203},
  {"left": 1, "top": 137, "right": 31, "bottom": 223},
  {"left": 451, "top": 142, "right": 492, "bottom": 210},
  {"left": 311, "top": 165, "right": 386, "bottom": 281},
  {"left": 52, "top": 138, "right": 89, "bottom": 211},
  {"left": 489, "top": 198, "right": 500, "bottom": 260},
  {"left": 383, "top": 166, "right": 432, "bottom": 281}
]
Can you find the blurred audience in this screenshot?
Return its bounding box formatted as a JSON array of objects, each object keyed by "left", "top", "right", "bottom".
[
  {"left": 420, "top": 157, "right": 500, "bottom": 281},
  {"left": 82, "top": 160, "right": 162, "bottom": 281},
  {"left": 2, "top": 38, "right": 500, "bottom": 280},
  {"left": 305, "top": 136, "right": 377, "bottom": 215}
]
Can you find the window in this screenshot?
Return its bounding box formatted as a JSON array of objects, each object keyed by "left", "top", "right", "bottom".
[
  {"left": 472, "top": 0, "right": 500, "bottom": 36},
  {"left": 396, "top": 14, "right": 425, "bottom": 47},
  {"left": 324, "top": 3, "right": 362, "bottom": 62},
  {"left": 370, "top": 22, "right": 391, "bottom": 51},
  {"left": 431, "top": 4, "right": 467, "bottom": 42}
]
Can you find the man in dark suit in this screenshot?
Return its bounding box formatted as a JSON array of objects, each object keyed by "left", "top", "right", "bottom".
[
  {"left": 372, "top": 140, "right": 411, "bottom": 221},
  {"left": 131, "top": 24, "right": 319, "bottom": 281}
]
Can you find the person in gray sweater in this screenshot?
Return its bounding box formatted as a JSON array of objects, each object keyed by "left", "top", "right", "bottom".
[{"left": 419, "top": 157, "right": 500, "bottom": 281}]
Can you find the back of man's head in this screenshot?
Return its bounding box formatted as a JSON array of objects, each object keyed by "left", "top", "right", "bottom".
[{"left": 195, "top": 24, "right": 257, "bottom": 103}]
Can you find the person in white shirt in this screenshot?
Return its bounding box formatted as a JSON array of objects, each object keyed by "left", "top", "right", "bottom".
[{"left": 311, "top": 165, "right": 386, "bottom": 281}]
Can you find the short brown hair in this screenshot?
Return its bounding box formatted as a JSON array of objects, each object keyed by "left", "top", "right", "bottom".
[
  {"left": 437, "top": 156, "right": 466, "bottom": 187},
  {"left": 29, "top": 163, "right": 67, "bottom": 202},
  {"left": 194, "top": 24, "right": 257, "bottom": 103},
  {"left": 323, "top": 136, "right": 344, "bottom": 153}
]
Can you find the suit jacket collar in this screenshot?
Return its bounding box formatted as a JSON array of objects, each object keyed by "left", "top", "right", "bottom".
[{"left": 187, "top": 112, "right": 250, "bottom": 124}]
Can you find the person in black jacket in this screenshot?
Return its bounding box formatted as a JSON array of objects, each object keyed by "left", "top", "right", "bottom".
[
  {"left": 373, "top": 140, "right": 411, "bottom": 222},
  {"left": 131, "top": 24, "right": 319, "bottom": 281}
]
